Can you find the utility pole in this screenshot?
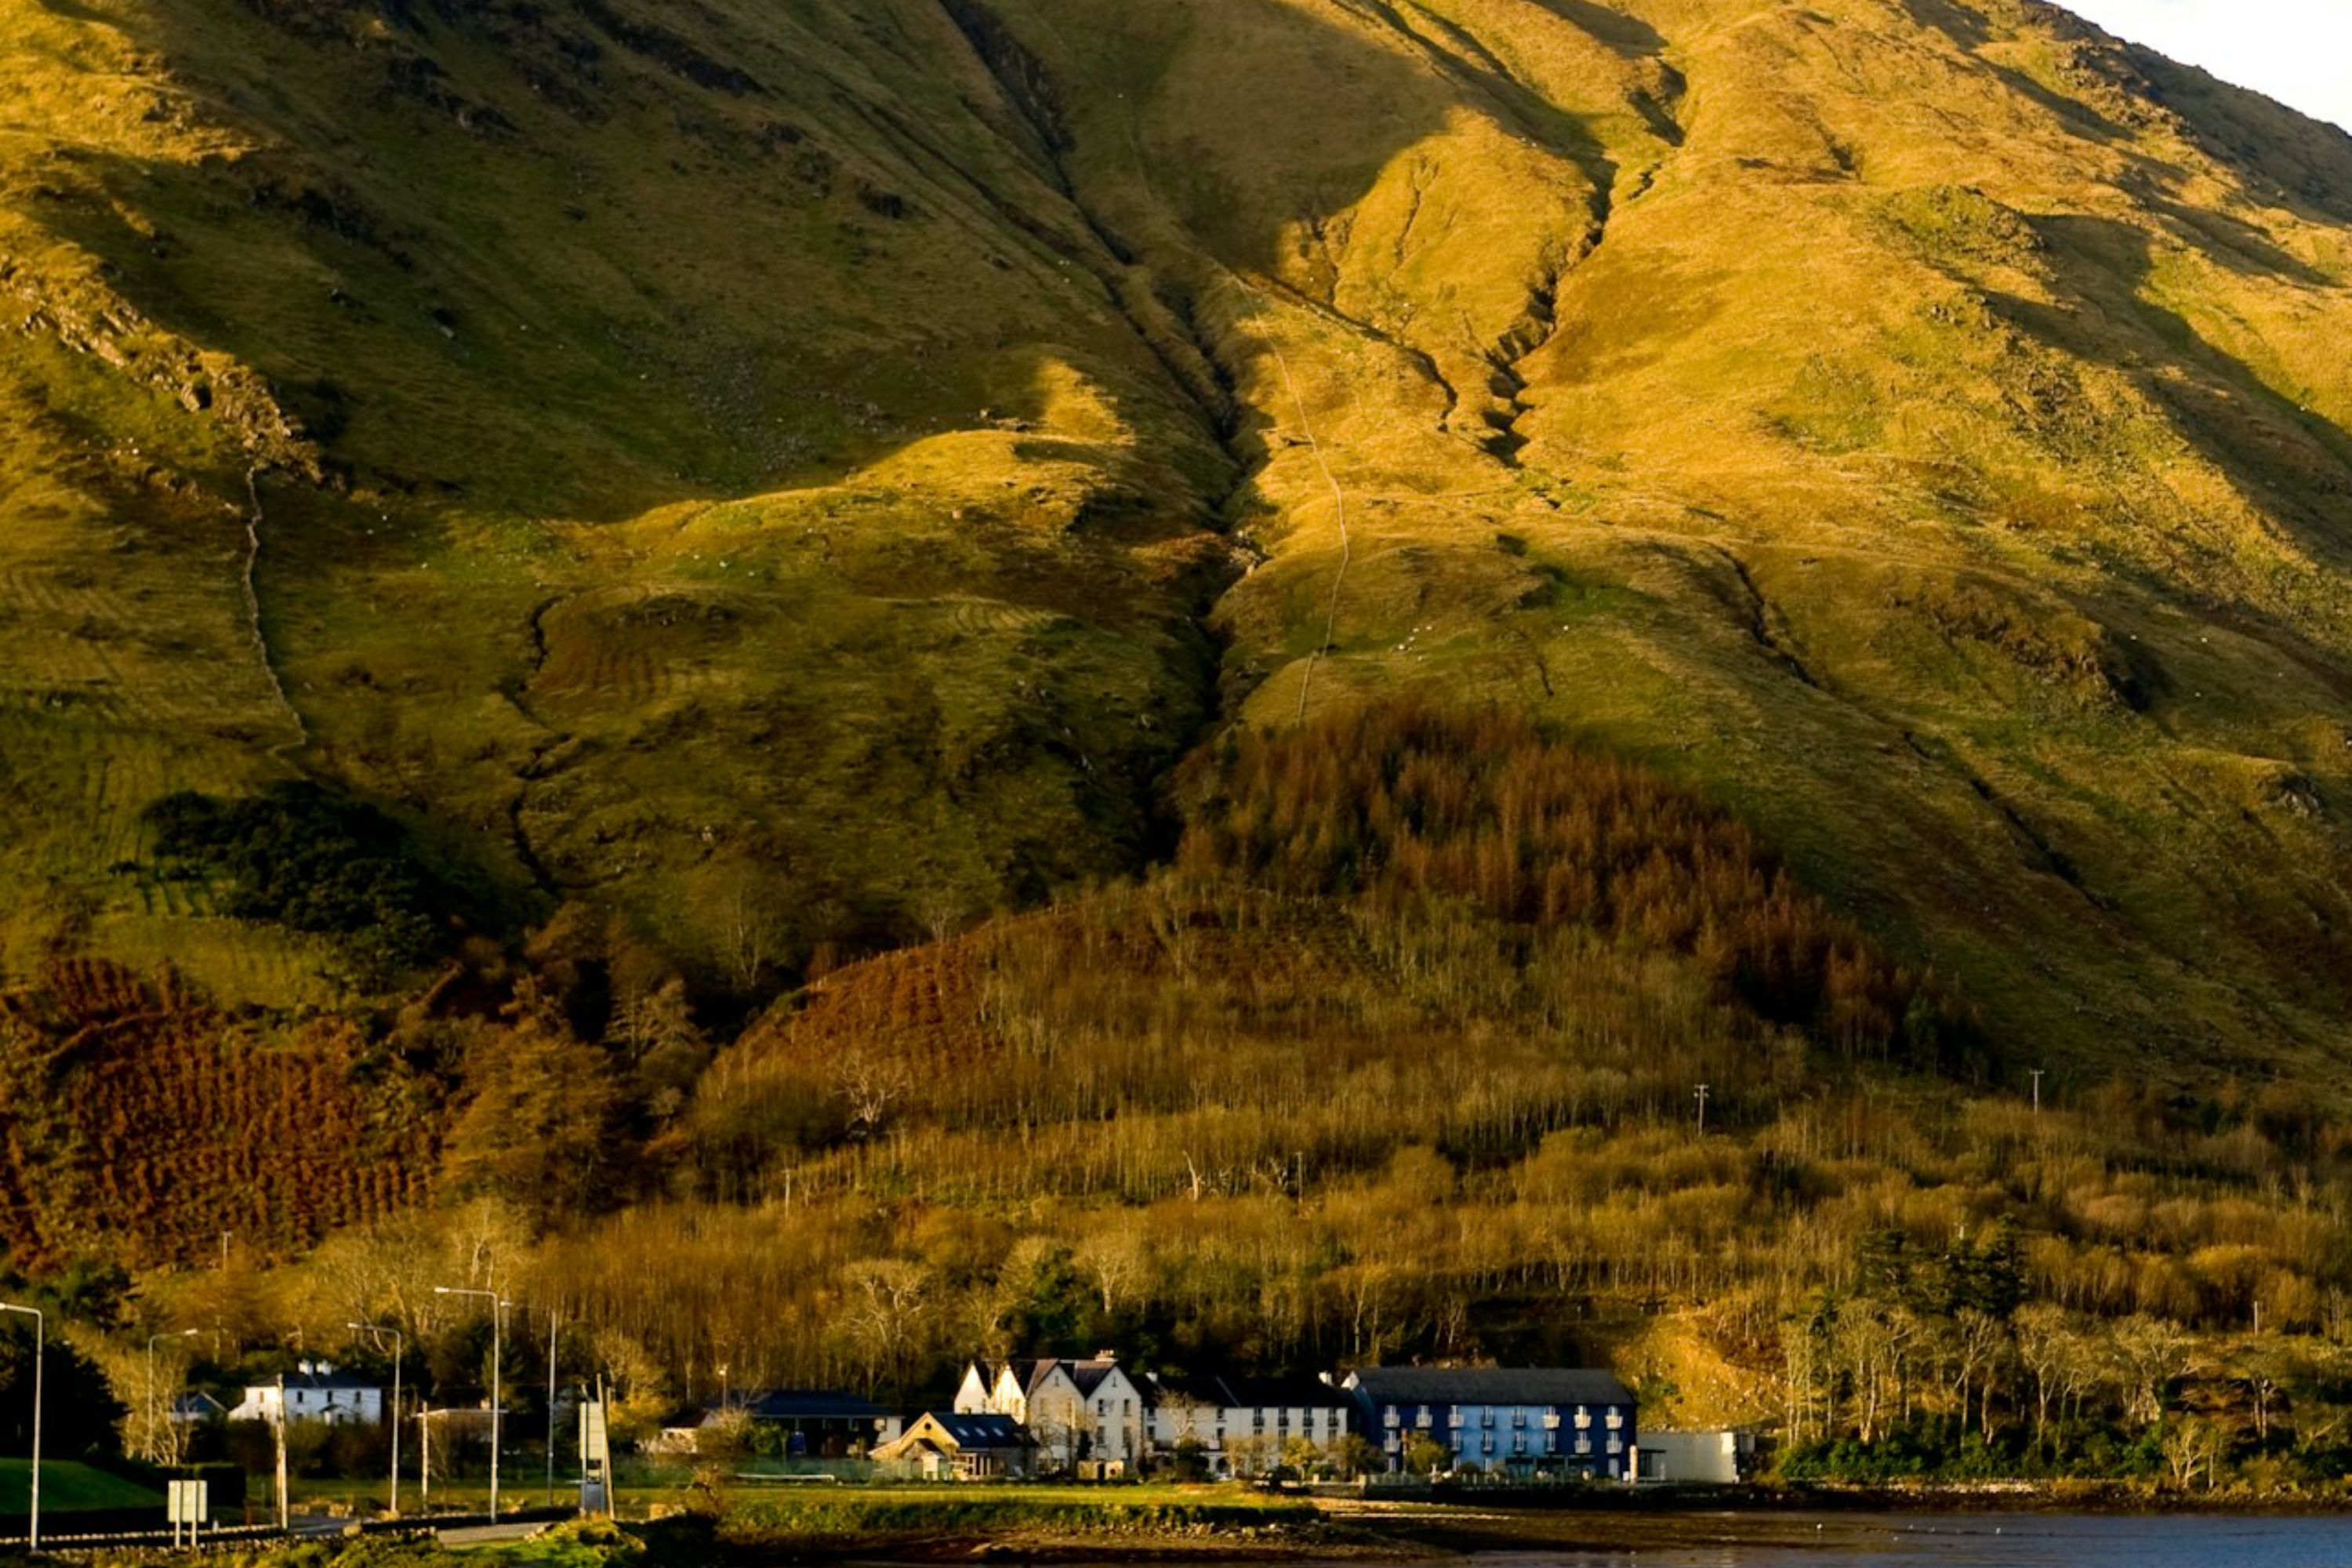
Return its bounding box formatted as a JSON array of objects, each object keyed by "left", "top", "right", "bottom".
[
  {"left": 1695, "top": 1083, "right": 1710, "bottom": 1134},
  {"left": 274, "top": 1374, "right": 289, "bottom": 1533},
  {"left": 0, "top": 1302, "right": 42, "bottom": 1551},
  {"left": 545, "top": 1312, "right": 559, "bottom": 1509},
  {"left": 348, "top": 1321, "right": 404, "bottom": 1517},
  {"left": 147, "top": 1329, "right": 198, "bottom": 1465},
  {"left": 419, "top": 1409, "right": 430, "bottom": 1515},
  {"left": 435, "top": 1286, "right": 507, "bottom": 1519},
  {"left": 2029, "top": 1069, "right": 2045, "bottom": 1115}
]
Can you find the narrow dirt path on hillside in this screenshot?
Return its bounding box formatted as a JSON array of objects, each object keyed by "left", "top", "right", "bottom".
[
  {"left": 1264, "top": 333, "right": 1352, "bottom": 724},
  {"left": 242, "top": 466, "right": 310, "bottom": 760}
]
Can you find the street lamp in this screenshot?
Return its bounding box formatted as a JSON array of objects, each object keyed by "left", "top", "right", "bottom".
[
  {"left": 434, "top": 1287, "right": 507, "bottom": 1519},
  {"left": 146, "top": 1330, "right": 199, "bottom": 1465},
  {"left": 347, "top": 1321, "right": 405, "bottom": 1517},
  {"left": 1, "top": 1302, "right": 42, "bottom": 1551}
]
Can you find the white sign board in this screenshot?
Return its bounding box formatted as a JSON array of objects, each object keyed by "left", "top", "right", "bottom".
[
  {"left": 168, "top": 1479, "right": 209, "bottom": 1545},
  {"left": 166, "top": 1479, "right": 208, "bottom": 1524},
  {"left": 578, "top": 1400, "right": 612, "bottom": 1517}
]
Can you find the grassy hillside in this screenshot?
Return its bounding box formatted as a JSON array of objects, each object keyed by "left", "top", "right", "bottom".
[
  {"left": 5, "top": 0, "right": 2352, "bottom": 1485},
  {"left": 2, "top": 0, "right": 2350, "bottom": 1082},
  {"left": 0, "top": 1457, "right": 160, "bottom": 1514}
]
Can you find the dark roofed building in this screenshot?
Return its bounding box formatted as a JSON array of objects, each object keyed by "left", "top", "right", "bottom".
[
  {"left": 1344, "top": 1367, "right": 1636, "bottom": 1480},
  {"left": 722, "top": 1389, "right": 901, "bottom": 1455}
]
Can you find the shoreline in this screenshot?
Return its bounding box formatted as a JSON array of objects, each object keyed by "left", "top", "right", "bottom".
[{"left": 681, "top": 1484, "right": 2352, "bottom": 1566}]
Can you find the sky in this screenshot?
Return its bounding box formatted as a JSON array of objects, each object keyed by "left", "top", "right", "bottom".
[{"left": 2062, "top": 0, "right": 2352, "bottom": 132}]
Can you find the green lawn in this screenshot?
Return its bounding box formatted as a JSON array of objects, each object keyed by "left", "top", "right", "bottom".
[{"left": 0, "top": 1457, "right": 163, "bottom": 1514}]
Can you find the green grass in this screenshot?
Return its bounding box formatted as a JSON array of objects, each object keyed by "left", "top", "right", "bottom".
[
  {"left": 713, "top": 1483, "right": 1316, "bottom": 1540},
  {"left": 0, "top": 1457, "right": 163, "bottom": 1514}
]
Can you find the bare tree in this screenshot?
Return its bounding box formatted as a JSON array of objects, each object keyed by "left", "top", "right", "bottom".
[
  {"left": 2113, "top": 1315, "right": 2192, "bottom": 1428},
  {"left": 835, "top": 1047, "right": 916, "bottom": 1140}
]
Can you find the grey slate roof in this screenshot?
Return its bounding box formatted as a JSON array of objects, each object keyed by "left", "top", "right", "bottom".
[
  {"left": 1347, "top": 1367, "right": 1634, "bottom": 1407},
  {"left": 728, "top": 1390, "right": 892, "bottom": 1423},
  {"left": 1016, "top": 1356, "right": 1129, "bottom": 1401},
  {"left": 925, "top": 1411, "right": 1028, "bottom": 1448}
]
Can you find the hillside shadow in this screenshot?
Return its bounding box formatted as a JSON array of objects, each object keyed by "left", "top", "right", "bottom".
[
  {"left": 1991, "top": 212, "right": 2352, "bottom": 564},
  {"left": 2119, "top": 44, "right": 2352, "bottom": 233},
  {"left": 1897, "top": 0, "right": 2132, "bottom": 146},
  {"left": 1527, "top": 0, "right": 1668, "bottom": 60},
  {"left": 2112, "top": 158, "right": 2340, "bottom": 289},
  {"left": 45, "top": 0, "right": 1628, "bottom": 527}
]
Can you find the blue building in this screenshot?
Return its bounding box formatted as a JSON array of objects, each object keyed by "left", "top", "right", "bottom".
[{"left": 1343, "top": 1367, "right": 1637, "bottom": 1480}]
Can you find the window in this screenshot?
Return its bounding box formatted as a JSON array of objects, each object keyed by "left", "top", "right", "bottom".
[
  {"left": 1605, "top": 1411, "right": 1623, "bottom": 1430},
  {"left": 1574, "top": 1410, "right": 1592, "bottom": 1429},
  {"left": 1575, "top": 1437, "right": 1591, "bottom": 1454},
  {"left": 1541, "top": 1412, "right": 1561, "bottom": 1429},
  {"left": 1384, "top": 1409, "right": 1400, "bottom": 1428},
  {"left": 1512, "top": 1409, "right": 1527, "bottom": 1429},
  {"left": 1414, "top": 1410, "right": 1432, "bottom": 1428}
]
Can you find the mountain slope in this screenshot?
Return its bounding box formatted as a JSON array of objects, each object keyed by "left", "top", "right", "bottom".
[{"left": 3, "top": 0, "right": 2352, "bottom": 1090}]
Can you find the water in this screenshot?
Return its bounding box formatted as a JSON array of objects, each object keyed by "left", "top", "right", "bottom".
[{"left": 1475, "top": 1512, "right": 2352, "bottom": 1566}]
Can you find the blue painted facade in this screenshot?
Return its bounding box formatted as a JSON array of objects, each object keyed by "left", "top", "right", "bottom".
[{"left": 1343, "top": 1367, "right": 1638, "bottom": 1480}]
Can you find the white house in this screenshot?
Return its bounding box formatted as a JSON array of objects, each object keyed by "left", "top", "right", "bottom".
[
  {"left": 1144, "top": 1372, "right": 1353, "bottom": 1476},
  {"left": 226, "top": 1361, "right": 385, "bottom": 1426},
  {"left": 955, "top": 1354, "right": 1148, "bottom": 1474}
]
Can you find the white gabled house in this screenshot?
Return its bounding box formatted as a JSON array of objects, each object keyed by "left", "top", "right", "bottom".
[
  {"left": 226, "top": 1361, "right": 384, "bottom": 1427},
  {"left": 955, "top": 1353, "right": 1148, "bottom": 1474}
]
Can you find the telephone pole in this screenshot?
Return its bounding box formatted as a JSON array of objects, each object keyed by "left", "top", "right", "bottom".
[
  {"left": 2029, "top": 1069, "right": 2045, "bottom": 1115},
  {"left": 1694, "top": 1083, "right": 1710, "bottom": 1134}
]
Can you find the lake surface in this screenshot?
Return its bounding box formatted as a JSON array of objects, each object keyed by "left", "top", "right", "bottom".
[{"left": 1417, "top": 1513, "right": 2352, "bottom": 1566}]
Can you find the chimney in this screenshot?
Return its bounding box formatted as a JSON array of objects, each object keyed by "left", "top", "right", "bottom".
[{"left": 1097, "top": 1349, "right": 1118, "bottom": 1363}]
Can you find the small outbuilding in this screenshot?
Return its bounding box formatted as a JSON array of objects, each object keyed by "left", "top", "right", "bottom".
[{"left": 1635, "top": 1428, "right": 1751, "bottom": 1485}]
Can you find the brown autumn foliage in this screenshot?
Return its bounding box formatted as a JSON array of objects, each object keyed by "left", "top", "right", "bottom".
[
  {"left": 1177, "top": 704, "right": 1973, "bottom": 1065},
  {"left": 0, "top": 959, "right": 437, "bottom": 1269}
]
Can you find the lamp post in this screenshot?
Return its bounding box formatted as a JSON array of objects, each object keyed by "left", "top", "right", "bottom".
[
  {"left": 146, "top": 1329, "right": 199, "bottom": 1465},
  {"left": 347, "top": 1322, "right": 405, "bottom": 1517},
  {"left": 544, "top": 1312, "right": 559, "bottom": 1510},
  {"left": 434, "top": 1287, "right": 507, "bottom": 1519},
  {"left": 2, "top": 1302, "right": 43, "bottom": 1551}
]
